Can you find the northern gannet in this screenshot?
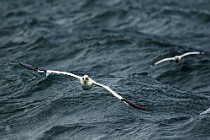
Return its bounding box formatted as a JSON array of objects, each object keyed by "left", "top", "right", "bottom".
[{"left": 18, "top": 62, "right": 148, "bottom": 111}]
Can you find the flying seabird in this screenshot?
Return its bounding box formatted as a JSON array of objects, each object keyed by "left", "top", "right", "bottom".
[
  {"left": 153, "top": 51, "right": 204, "bottom": 65},
  {"left": 18, "top": 62, "right": 148, "bottom": 111}
]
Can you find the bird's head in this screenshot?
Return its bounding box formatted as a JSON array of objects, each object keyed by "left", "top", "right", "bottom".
[
  {"left": 80, "top": 75, "right": 94, "bottom": 90},
  {"left": 83, "top": 75, "right": 89, "bottom": 83},
  {"left": 174, "top": 56, "right": 180, "bottom": 62}
]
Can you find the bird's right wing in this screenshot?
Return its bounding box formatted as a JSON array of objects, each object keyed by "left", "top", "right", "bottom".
[
  {"left": 18, "top": 61, "right": 81, "bottom": 79},
  {"left": 154, "top": 57, "right": 175, "bottom": 65},
  {"left": 180, "top": 51, "right": 202, "bottom": 59}
]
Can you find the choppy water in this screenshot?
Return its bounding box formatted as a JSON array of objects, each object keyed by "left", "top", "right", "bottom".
[{"left": 0, "top": 0, "right": 210, "bottom": 140}]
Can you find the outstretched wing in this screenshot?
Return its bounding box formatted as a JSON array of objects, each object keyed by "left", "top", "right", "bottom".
[
  {"left": 45, "top": 70, "right": 81, "bottom": 79},
  {"left": 200, "top": 107, "right": 210, "bottom": 115},
  {"left": 179, "top": 51, "right": 201, "bottom": 59},
  {"left": 94, "top": 82, "right": 149, "bottom": 111},
  {"left": 154, "top": 57, "right": 175, "bottom": 65},
  {"left": 18, "top": 61, "right": 46, "bottom": 73},
  {"left": 18, "top": 61, "right": 81, "bottom": 79}
]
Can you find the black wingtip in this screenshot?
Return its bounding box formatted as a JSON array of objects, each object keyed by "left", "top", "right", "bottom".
[
  {"left": 18, "top": 61, "right": 46, "bottom": 72},
  {"left": 140, "top": 72, "right": 149, "bottom": 76},
  {"left": 121, "top": 98, "right": 150, "bottom": 111}
]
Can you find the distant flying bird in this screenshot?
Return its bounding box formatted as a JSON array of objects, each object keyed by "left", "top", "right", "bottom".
[
  {"left": 18, "top": 62, "right": 148, "bottom": 111},
  {"left": 153, "top": 51, "right": 204, "bottom": 65}
]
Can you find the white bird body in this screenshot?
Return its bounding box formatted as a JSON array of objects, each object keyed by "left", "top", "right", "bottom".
[
  {"left": 154, "top": 51, "right": 204, "bottom": 65},
  {"left": 18, "top": 62, "right": 148, "bottom": 110},
  {"left": 79, "top": 75, "right": 94, "bottom": 90}
]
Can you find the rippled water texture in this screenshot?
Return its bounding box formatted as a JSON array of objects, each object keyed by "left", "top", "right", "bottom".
[{"left": 0, "top": 0, "right": 210, "bottom": 140}]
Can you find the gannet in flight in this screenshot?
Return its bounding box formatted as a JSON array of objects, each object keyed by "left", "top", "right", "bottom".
[
  {"left": 154, "top": 51, "right": 204, "bottom": 65},
  {"left": 18, "top": 62, "right": 148, "bottom": 111}
]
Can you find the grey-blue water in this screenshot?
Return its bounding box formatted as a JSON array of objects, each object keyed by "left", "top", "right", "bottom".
[{"left": 0, "top": 0, "right": 210, "bottom": 140}]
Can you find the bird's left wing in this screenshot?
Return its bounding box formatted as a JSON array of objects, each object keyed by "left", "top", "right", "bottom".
[
  {"left": 180, "top": 51, "right": 202, "bottom": 58},
  {"left": 94, "top": 82, "right": 149, "bottom": 110}
]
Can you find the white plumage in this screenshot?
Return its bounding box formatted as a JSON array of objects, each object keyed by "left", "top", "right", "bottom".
[{"left": 18, "top": 62, "right": 148, "bottom": 110}]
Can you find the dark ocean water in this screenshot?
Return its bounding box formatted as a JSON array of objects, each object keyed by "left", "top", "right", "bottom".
[{"left": 0, "top": 0, "right": 210, "bottom": 140}]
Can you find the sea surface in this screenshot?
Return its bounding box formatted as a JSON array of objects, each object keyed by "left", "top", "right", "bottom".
[{"left": 0, "top": 0, "right": 210, "bottom": 140}]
